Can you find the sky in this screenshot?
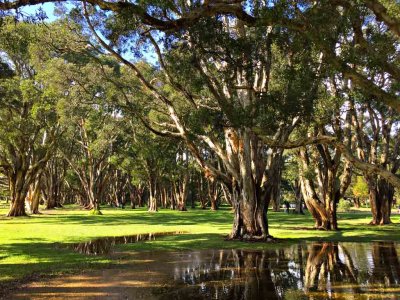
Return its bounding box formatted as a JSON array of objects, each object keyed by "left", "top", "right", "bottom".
[
  {"left": 15, "top": 3, "right": 158, "bottom": 64},
  {"left": 19, "top": 3, "right": 58, "bottom": 22}
]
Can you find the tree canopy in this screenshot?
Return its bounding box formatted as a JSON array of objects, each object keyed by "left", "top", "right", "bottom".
[{"left": 0, "top": 1, "right": 399, "bottom": 237}]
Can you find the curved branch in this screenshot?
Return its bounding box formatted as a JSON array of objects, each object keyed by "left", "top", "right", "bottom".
[
  {"left": 335, "top": 142, "right": 400, "bottom": 189},
  {"left": 258, "top": 132, "right": 400, "bottom": 188},
  {"left": 256, "top": 133, "right": 337, "bottom": 148},
  {"left": 363, "top": 0, "right": 400, "bottom": 38}
]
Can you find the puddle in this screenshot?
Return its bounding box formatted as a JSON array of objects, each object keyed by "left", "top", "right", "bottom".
[
  {"left": 63, "top": 232, "right": 184, "bottom": 255},
  {"left": 11, "top": 241, "right": 400, "bottom": 299}
]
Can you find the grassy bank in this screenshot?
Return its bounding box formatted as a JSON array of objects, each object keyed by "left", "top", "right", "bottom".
[{"left": 0, "top": 204, "right": 399, "bottom": 287}]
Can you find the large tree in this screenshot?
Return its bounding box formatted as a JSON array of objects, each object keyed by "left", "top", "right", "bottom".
[
  {"left": 80, "top": 5, "right": 320, "bottom": 239},
  {"left": 0, "top": 20, "right": 59, "bottom": 216}
]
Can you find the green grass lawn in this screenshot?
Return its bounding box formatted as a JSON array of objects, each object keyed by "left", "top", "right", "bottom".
[{"left": 0, "top": 203, "right": 399, "bottom": 289}]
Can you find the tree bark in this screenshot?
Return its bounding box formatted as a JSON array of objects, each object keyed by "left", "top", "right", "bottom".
[
  {"left": 148, "top": 178, "right": 158, "bottom": 212},
  {"left": 299, "top": 148, "right": 333, "bottom": 230},
  {"left": 174, "top": 172, "right": 189, "bottom": 211},
  {"left": 269, "top": 149, "right": 283, "bottom": 212},
  {"left": 29, "top": 176, "right": 41, "bottom": 214},
  {"left": 7, "top": 171, "right": 29, "bottom": 217},
  {"left": 293, "top": 179, "right": 304, "bottom": 214},
  {"left": 228, "top": 130, "right": 271, "bottom": 240},
  {"left": 369, "top": 178, "right": 394, "bottom": 225},
  {"left": 208, "top": 180, "right": 219, "bottom": 211}
]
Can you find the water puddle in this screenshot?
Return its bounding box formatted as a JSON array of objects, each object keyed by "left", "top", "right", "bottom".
[
  {"left": 11, "top": 241, "right": 400, "bottom": 299},
  {"left": 63, "top": 232, "right": 184, "bottom": 255}
]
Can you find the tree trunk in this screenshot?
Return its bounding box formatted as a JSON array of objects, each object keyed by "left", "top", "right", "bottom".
[
  {"left": 221, "top": 183, "right": 233, "bottom": 207},
  {"left": 175, "top": 172, "right": 189, "bottom": 211},
  {"left": 29, "top": 177, "right": 41, "bottom": 214},
  {"left": 208, "top": 180, "right": 219, "bottom": 211},
  {"left": 230, "top": 188, "right": 270, "bottom": 240},
  {"left": 369, "top": 178, "right": 393, "bottom": 225},
  {"left": 45, "top": 166, "right": 63, "bottom": 209},
  {"left": 299, "top": 148, "right": 332, "bottom": 229},
  {"left": 326, "top": 169, "right": 338, "bottom": 230},
  {"left": 7, "top": 193, "right": 27, "bottom": 217},
  {"left": 198, "top": 177, "right": 208, "bottom": 209},
  {"left": 170, "top": 190, "right": 176, "bottom": 210},
  {"left": 224, "top": 129, "right": 272, "bottom": 241},
  {"left": 293, "top": 179, "right": 304, "bottom": 214},
  {"left": 269, "top": 149, "right": 283, "bottom": 212},
  {"left": 162, "top": 187, "right": 168, "bottom": 209},
  {"left": 148, "top": 179, "right": 158, "bottom": 212},
  {"left": 130, "top": 191, "right": 136, "bottom": 209},
  {"left": 7, "top": 172, "right": 29, "bottom": 217},
  {"left": 137, "top": 185, "right": 144, "bottom": 207},
  {"left": 229, "top": 172, "right": 270, "bottom": 239},
  {"left": 87, "top": 187, "right": 101, "bottom": 214}
]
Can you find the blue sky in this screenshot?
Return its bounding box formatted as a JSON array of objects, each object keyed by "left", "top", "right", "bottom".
[
  {"left": 17, "top": 3, "right": 158, "bottom": 64},
  {"left": 19, "top": 3, "right": 57, "bottom": 21}
]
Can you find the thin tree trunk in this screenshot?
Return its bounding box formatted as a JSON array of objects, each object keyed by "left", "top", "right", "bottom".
[
  {"left": 29, "top": 176, "right": 41, "bottom": 214},
  {"left": 148, "top": 179, "right": 158, "bottom": 212}
]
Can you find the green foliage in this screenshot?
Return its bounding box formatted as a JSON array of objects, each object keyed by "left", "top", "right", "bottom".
[
  {"left": 352, "top": 176, "right": 369, "bottom": 199},
  {"left": 0, "top": 20, "right": 60, "bottom": 194},
  {"left": 337, "top": 199, "right": 352, "bottom": 213}
]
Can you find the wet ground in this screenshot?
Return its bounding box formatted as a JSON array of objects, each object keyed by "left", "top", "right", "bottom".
[
  {"left": 60, "top": 232, "right": 185, "bottom": 255},
  {"left": 8, "top": 241, "right": 400, "bottom": 299}
]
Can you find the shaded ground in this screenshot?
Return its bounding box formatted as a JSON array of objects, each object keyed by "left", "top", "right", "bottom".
[
  {"left": 1, "top": 204, "right": 400, "bottom": 297},
  {"left": 8, "top": 242, "right": 400, "bottom": 299}
]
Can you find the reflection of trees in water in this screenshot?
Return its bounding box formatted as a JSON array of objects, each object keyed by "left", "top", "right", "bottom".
[
  {"left": 166, "top": 242, "right": 400, "bottom": 299},
  {"left": 69, "top": 232, "right": 182, "bottom": 255},
  {"left": 302, "top": 242, "right": 400, "bottom": 298},
  {"left": 171, "top": 249, "right": 304, "bottom": 299},
  {"left": 304, "top": 242, "right": 361, "bottom": 296},
  {"left": 371, "top": 242, "right": 400, "bottom": 286},
  {"left": 72, "top": 238, "right": 114, "bottom": 255},
  {"left": 71, "top": 234, "right": 156, "bottom": 255}
]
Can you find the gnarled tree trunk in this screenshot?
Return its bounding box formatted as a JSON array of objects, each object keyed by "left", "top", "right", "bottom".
[
  {"left": 174, "top": 172, "right": 189, "bottom": 211},
  {"left": 368, "top": 178, "right": 394, "bottom": 225},
  {"left": 227, "top": 129, "right": 271, "bottom": 240},
  {"left": 7, "top": 169, "right": 30, "bottom": 217}
]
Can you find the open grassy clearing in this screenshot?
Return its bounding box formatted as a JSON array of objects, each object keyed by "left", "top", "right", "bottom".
[{"left": 1, "top": 204, "right": 399, "bottom": 288}]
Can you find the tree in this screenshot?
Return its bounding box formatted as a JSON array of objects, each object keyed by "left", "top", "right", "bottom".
[
  {"left": 57, "top": 71, "right": 121, "bottom": 214},
  {"left": 2, "top": 1, "right": 399, "bottom": 112},
  {"left": 53, "top": 1, "right": 323, "bottom": 240},
  {"left": 0, "top": 20, "right": 59, "bottom": 216},
  {"left": 349, "top": 99, "right": 400, "bottom": 224},
  {"left": 1, "top": 1, "right": 399, "bottom": 237}
]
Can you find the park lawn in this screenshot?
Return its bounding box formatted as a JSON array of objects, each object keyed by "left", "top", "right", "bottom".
[{"left": 0, "top": 204, "right": 399, "bottom": 289}]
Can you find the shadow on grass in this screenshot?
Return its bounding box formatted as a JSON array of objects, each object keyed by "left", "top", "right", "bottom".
[
  {"left": 1, "top": 206, "right": 400, "bottom": 297},
  {"left": 0, "top": 240, "right": 112, "bottom": 298},
  {"left": 2, "top": 207, "right": 234, "bottom": 227}
]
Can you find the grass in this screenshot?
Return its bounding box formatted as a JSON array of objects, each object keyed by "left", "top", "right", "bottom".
[{"left": 0, "top": 203, "right": 399, "bottom": 289}]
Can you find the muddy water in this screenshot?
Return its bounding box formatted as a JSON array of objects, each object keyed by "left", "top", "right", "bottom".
[{"left": 10, "top": 242, "right": 400, "bottom": 299}]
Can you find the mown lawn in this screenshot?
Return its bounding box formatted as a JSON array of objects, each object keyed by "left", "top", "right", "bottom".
[{"left": 0, "top": 203, "right": 399, "bottom": 289}]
